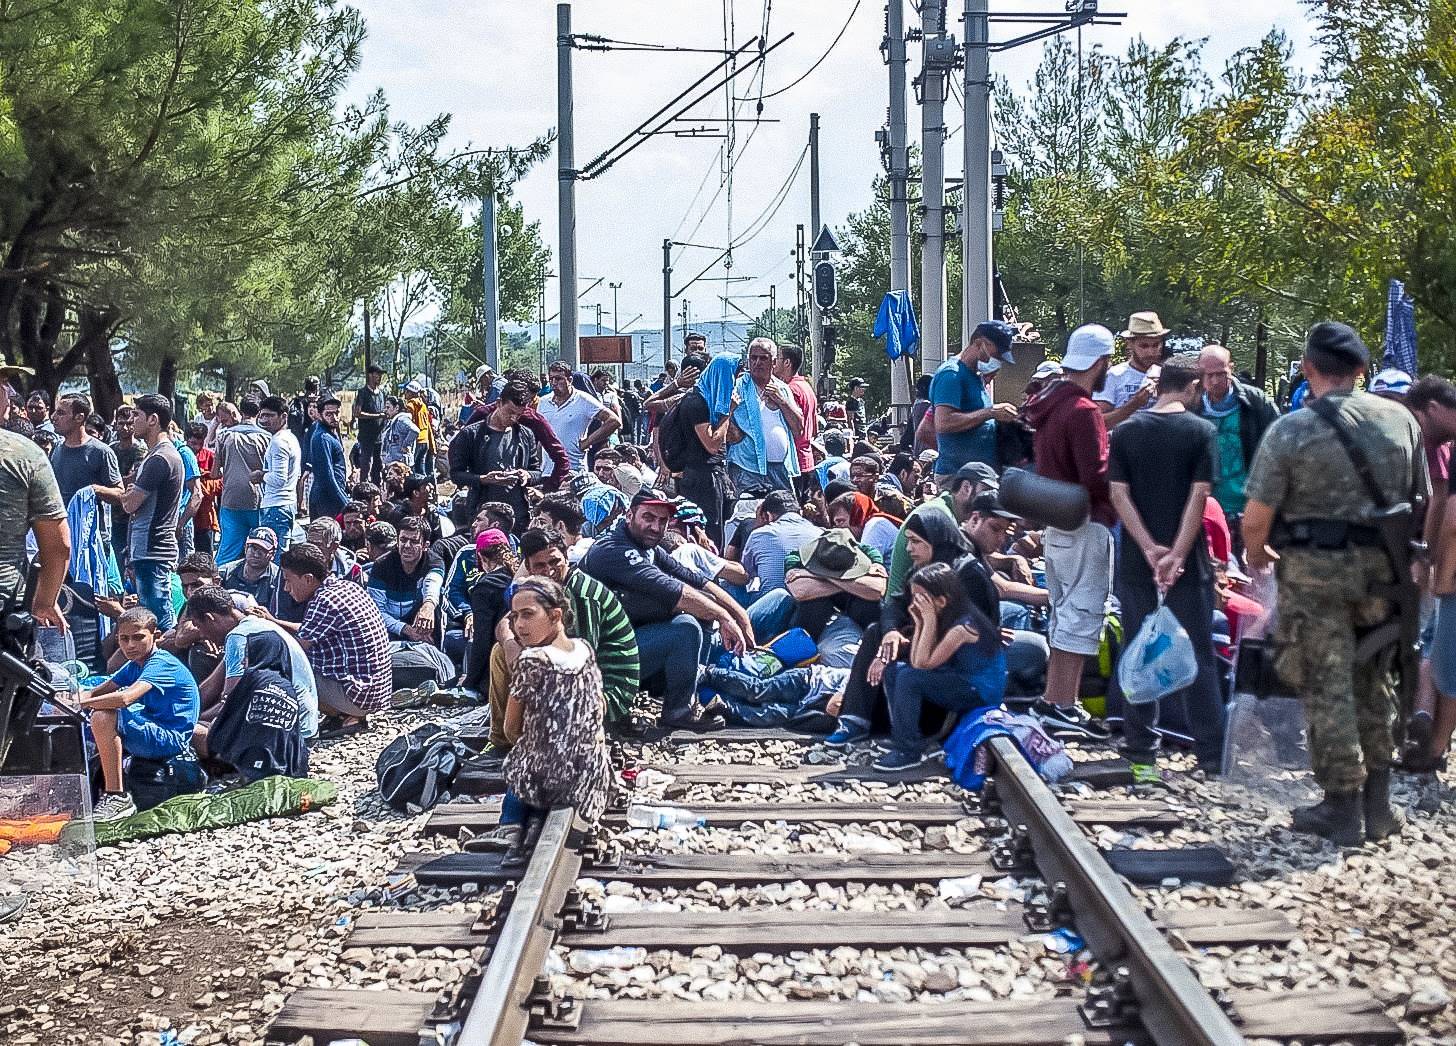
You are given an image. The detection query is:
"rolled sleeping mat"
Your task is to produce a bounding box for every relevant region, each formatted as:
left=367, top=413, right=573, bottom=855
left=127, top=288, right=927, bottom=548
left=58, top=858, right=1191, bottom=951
left=998, top=467, right=1090, bottom=531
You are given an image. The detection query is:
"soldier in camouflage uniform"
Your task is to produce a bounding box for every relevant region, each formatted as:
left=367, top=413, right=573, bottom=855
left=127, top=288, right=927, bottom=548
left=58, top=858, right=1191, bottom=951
left=1242, top=322, right=1427, bottom=846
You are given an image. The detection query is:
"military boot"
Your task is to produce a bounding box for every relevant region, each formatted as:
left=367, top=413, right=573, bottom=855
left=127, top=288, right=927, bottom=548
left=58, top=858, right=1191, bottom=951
left=1290, top=790, right=1364, bottom=846
left=1362, top=766, right=1407, bottom=842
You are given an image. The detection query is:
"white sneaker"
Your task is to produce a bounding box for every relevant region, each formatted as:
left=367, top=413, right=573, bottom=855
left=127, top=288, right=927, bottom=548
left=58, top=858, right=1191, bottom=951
left=93, top=792, right=137, bottom=823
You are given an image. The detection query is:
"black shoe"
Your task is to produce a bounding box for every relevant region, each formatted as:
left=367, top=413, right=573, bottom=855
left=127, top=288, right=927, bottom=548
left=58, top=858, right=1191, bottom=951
left=1291, top=790, right=1364, bottom=846
left=662, top=710, right=726, bottom=732
left=1033, top=700, right=1110, bottom=740
left=1362, top=766, right=1407, bottom=842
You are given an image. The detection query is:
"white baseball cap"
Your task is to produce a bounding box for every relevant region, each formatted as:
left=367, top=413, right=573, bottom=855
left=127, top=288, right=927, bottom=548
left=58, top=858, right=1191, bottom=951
left=1370, top=368, right=1413, bottom=397
left=1060, top=324, right=1115, bottom=371
left=1032, top=360, right=1064, bottom=380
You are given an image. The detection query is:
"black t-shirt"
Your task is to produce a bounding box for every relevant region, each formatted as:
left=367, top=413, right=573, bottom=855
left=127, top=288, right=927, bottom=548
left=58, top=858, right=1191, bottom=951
left=580, top=518, right=710, bottom=625
left=669, top=388, right=723, bottom=468
left=1107, top=409, right=1216, bottom=581
left=355, top=385, right=385, bottom=439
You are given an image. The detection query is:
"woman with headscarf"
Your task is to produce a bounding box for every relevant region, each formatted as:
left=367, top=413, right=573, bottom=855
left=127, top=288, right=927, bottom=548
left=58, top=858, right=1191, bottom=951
left=826, top=509, right=972, bottom=745
left=828, top=491, right=904, bottom=563
left=208, top=630, right=309, bottom=782
left=663, top=353, right=740, bottom=549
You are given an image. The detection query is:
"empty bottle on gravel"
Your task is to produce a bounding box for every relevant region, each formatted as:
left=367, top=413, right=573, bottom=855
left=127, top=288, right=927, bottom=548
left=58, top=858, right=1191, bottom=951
left=625, top=804, right=706, bottom=829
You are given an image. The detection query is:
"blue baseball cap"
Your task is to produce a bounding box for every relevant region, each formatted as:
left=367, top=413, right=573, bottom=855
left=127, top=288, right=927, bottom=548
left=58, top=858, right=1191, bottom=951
left=971, top=320, right=1017, bottom=363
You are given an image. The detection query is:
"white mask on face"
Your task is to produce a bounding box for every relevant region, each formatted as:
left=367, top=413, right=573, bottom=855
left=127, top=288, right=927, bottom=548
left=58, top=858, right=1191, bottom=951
left=977, top=358, right=1002, bottom=377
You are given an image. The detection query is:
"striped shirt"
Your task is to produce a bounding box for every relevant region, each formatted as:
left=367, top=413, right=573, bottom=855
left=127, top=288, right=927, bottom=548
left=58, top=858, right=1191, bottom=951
left=566, top=568, right=638, bottom=722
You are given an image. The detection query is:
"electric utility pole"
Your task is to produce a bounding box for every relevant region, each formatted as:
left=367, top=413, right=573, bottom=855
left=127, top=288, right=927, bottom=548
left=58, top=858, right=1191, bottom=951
left=918, top=0, right=954, bottom=370
left=884, top=0, right=912, bottom=412
left=662, top=239, right=673, bottom=367
left=795, top=224, right=807, bottom=344
left=482, top=187, right=501, bottom=370
left=808, top=113, right=824, bottom=387
left=557, top=3, right=579, bottom=367
left=961, top=0, right=992, bottom=335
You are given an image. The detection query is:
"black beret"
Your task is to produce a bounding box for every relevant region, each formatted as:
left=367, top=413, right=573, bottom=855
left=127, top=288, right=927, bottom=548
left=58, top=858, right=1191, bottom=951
left=1306, top=321, right=1370, bottom=368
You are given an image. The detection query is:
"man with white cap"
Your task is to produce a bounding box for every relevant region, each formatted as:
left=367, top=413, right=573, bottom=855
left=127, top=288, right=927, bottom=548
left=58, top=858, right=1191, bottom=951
left=1022, top=324, right=1117, bottom=740
left=1096, top=311, right=1168, bottom=427
left=1195, top=344, right=1280, bottom=539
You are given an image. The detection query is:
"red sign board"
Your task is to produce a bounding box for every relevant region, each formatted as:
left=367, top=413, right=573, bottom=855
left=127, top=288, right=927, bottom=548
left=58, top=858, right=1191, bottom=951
left=580, top=335, right=633, bottom=364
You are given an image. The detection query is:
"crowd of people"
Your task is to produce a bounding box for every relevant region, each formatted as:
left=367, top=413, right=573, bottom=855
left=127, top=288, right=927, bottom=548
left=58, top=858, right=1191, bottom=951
left=0, top=309, right=1444, bottom=847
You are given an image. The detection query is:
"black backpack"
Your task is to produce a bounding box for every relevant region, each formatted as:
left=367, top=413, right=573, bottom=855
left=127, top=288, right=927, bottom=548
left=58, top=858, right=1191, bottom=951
left=375, top=724, right=476, bottom=812
left=657, top=391, right=700, bottom=473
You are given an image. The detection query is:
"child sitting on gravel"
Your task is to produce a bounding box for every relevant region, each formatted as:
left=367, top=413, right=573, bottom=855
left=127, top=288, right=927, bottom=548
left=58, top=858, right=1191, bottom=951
left=873, top=562, right=1005, bottom=772
left=80, top=607, right=202, bottom=822
left=467, top=577, right=612, bottom=852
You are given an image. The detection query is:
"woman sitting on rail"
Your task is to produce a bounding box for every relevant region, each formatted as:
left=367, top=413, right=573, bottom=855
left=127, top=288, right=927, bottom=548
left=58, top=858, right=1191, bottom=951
left=872, top=562, right=1006, bottom=772
left=467, top=576, right=611, bottom=852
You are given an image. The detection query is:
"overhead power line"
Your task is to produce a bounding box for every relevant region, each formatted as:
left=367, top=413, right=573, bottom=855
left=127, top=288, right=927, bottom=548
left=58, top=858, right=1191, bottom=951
left=739, top=0, right=862, bottom=102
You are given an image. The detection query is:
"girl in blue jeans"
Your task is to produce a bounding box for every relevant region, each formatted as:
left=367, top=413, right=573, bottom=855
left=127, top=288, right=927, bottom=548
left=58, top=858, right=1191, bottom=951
left=874, top=562, right=1006, bottom=771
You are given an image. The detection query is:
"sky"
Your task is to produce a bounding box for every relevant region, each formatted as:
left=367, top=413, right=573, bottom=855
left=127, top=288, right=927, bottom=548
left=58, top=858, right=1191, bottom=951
left=345, top=0, right=1316, bottom=343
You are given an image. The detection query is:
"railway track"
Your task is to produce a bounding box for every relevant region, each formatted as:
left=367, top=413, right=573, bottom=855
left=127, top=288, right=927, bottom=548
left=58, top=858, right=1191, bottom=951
left=268, top=728, right=1404, bottom=1046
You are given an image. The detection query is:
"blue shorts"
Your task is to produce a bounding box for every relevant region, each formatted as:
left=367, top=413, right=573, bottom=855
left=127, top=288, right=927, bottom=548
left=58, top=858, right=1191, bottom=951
left=116, top=706, right=190, bottom=760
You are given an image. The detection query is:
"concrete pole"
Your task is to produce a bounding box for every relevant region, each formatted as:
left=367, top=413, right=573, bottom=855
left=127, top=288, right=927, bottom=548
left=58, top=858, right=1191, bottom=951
left=962, top=0, right=993, bottom=340
left=919, top=0, right=949, bottom=371
left=556, top=3, right=579, bottom=367
left=662, top=239, right=673, bottom=368
left=886, top=0, right=912, bottom=412
left=769, top=284, right=777, bottom=339
left=481, top=189, right=500, bottom=369
left=808, top=113, right=824, bottom=387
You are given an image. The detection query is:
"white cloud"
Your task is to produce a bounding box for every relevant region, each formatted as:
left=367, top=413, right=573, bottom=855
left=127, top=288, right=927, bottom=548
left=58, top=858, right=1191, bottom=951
left=347, top=0, right=1313, bottom=341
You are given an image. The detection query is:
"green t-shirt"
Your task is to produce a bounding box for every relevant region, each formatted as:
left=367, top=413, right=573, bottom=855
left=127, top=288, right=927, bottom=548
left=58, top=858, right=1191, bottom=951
left=0, top=429, right=65, bottom=611
left=1245, top=391, right=1427, bottom=521
left=1210, top=409, right=1247, bottom=515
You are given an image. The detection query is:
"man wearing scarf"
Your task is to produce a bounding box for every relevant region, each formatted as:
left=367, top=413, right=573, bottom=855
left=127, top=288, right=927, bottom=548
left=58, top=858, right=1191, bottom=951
left=1196, top=345, right=1280, bottom=540
left=726, top=338, right=804, bottom=495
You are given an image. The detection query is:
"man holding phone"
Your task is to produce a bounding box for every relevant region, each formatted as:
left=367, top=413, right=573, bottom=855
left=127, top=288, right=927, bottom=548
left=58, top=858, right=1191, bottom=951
left=447, top=380, right=541, bottom=534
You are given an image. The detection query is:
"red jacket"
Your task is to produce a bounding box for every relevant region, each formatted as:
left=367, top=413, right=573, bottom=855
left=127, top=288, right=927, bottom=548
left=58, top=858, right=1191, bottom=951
left=470, top=402, right=571, bottom=492
left=1023, top=380, right=1114, bottom=527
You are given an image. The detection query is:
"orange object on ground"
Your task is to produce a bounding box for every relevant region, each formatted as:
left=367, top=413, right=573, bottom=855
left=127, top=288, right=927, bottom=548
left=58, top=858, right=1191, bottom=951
left=0, top=813, right=73, bottom=850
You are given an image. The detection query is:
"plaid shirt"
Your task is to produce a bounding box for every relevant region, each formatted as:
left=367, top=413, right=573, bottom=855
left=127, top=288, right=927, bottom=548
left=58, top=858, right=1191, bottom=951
left=299, top=575, right=393, bottom=712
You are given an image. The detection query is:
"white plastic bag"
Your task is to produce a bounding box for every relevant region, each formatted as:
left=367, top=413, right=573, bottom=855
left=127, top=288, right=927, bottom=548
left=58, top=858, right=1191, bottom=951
left=1117, top=596, right=1198, bottom=704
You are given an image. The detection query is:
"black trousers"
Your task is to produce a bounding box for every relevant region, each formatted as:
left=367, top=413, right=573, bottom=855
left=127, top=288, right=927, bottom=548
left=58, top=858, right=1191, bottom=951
left=357, top=434, right=383, bottom=485
left=677, top=463, right=731, bottom=551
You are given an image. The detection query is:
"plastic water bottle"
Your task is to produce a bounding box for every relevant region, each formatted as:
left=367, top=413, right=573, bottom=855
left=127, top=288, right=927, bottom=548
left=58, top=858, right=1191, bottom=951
left=625, top=805, right=706, bottom=829
left=568, top=946, right=648, bottom=974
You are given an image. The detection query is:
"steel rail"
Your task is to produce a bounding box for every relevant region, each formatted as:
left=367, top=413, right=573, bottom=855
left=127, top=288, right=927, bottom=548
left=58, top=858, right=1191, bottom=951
left=986, top=736, right=1245, bottom=1046
left=456, top=807, right=583, bottom=1046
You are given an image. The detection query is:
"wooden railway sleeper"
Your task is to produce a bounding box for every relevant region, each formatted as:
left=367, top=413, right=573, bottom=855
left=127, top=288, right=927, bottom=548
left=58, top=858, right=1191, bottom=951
left=991, top=822, right=1036, bottom=872
left=1025, top=880, right=1073, bottom=932
left=1080, top=965, right=1140, bottom=1029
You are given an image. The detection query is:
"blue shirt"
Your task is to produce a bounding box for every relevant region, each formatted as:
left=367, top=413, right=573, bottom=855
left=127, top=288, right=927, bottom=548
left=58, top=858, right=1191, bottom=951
left=742, top=513, right=822, bottom=593
left=174, top=439, right=199, bottom=513
left=929, top=358, right=997, bottom=474
left=110, top=649, right=201, bottom=740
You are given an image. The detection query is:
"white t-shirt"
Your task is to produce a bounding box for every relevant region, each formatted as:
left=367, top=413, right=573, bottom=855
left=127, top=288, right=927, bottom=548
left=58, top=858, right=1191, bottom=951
left=757, top=394, right=793, bottom=466
left=223, top=616, right=319, bottom=738
left=568, top=536, right=594, bottom=565
left=672, top=541, right=726, bottom=581
left=261, top=429, right=301, bottom=510
left=1094, top=361, right=1160, bottom=410
left=539, top=390, right=605, bottom=476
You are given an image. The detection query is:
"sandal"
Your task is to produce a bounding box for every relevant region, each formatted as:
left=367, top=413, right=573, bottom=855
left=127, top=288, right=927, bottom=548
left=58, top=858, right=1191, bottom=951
left=316, top=715, right=370, bottom=740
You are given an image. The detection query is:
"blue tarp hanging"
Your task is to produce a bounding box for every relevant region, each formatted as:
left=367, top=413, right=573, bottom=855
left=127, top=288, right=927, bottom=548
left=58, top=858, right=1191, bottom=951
left=873, top=290, right=919, bottom=361
left=1384, top=278, right=1418, bottom=376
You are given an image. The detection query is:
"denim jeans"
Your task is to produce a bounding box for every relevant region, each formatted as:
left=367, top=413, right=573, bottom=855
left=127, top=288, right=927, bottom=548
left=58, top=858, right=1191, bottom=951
left=499, top=791, right=545, bottom=826
left=728, top=460, right=793, bottom=496
left=133, top=559, right=175, bottom=631
left=883, top=660, right=996, bottom=755
left=746, top=587, right=797, bottom=642
left=218, top=507, right=260, bottom=567
left=636, top=614, right=706, bottom=723
left=260, top=506, right=294, bottom=562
